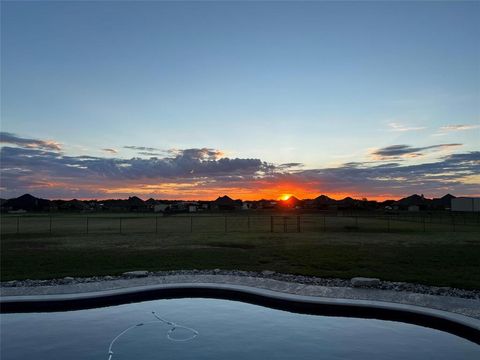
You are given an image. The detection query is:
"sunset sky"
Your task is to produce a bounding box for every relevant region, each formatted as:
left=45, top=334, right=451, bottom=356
left=1, top=1, right=479, bottom=201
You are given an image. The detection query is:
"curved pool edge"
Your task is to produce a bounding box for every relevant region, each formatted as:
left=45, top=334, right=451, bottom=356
left=1, top=282, right=479, bottom=344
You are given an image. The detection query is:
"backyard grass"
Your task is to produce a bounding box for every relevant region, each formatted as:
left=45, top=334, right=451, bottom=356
left=1, top=230, right=479, bottom=289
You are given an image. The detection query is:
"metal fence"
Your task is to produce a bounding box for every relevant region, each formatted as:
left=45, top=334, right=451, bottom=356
left=1, top=213, right=479, bottom=235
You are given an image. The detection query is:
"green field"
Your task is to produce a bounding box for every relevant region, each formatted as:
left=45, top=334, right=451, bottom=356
left=1, top=212, right=479, bottom=235
left=1, top=213, right=479, bottom=289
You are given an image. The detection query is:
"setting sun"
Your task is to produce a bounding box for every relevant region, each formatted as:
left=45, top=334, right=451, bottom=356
left=279, top=194, right=293, bottom=201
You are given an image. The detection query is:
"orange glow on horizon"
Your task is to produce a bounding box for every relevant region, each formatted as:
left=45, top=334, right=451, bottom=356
left=22, top=178, right=408, bottom=202
left=279, top=194, right=293, bottom=201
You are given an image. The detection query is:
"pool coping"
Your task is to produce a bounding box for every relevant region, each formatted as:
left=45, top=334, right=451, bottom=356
left=1, top=282, right=479, bottom=344
left=2, top=273, right=479, bottom=317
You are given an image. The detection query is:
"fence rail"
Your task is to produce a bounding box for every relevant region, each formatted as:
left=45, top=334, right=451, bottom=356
left=1, top=214, right=479, bottom=235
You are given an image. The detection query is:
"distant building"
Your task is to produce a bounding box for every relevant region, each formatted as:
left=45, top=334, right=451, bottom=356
left=408, top=205, right=420, bottom=212
left=212, top=195, right=242, bottom=211
left=431, top=194, right=455, bottom=210
left=451, top=197, right=480, bottom=212
left=3, top=194, right=51, bottom=212
left=126, top=196, right=148, bottom=212
left=394, top=194, right=428, bottom=211
left=278, top=196, right=302, bottom=209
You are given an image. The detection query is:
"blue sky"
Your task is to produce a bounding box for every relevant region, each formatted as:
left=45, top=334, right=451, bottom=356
left=1, top=1, right=479, bottom=200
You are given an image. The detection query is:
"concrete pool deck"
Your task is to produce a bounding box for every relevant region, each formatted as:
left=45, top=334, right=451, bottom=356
left=2, top=273, right=480, bottom=321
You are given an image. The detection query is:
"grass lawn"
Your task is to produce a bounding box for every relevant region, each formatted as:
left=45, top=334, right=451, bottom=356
left=1, top=230, right=479, bottom=289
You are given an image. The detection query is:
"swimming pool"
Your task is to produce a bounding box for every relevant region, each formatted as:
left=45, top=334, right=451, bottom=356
left=1, top=297, right=479, bottom=359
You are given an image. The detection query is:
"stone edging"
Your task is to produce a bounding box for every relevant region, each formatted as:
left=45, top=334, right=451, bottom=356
left=2, top=270, right=479, bottom=299
left=2, top=282, right=480, bottom=345
left=2, top=271, right=480, bottom=320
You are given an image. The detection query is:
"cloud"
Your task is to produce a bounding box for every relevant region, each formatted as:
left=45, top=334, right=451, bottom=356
left=440, top=124, right=480, bottom=131
left=124, top=146, right=227, bottom=160
left=124, top=145, right=162, bottom=152
left=0, top=132, right=62, bottom=151
left=279, top=163, right=303, bottom=168
left=102, top=148, right=118, bottom=154
left=371, top=143, right=462, bottom=159
left=167, top=148, right=225, bottom=160
left=1, top=133, right=478, bottom=200
left=137, top=152, right=164, bottom=156
left=284, top=151, right=480, bottom=197
left=432, top=124, right=480, bottom=136
left=0, top=145, right=268, bottom=183
left=388, top=122, right=426, bottom=132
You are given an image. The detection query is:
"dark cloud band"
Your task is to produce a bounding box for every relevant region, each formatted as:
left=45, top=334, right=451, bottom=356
left=0, top=132, right=62, bottom=151
left=372, top=143, right=462, bottom=159
left=0, top=133, right=478, bottom=199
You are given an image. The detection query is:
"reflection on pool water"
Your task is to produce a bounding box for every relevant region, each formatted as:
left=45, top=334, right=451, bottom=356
left=1, top=298, right=479, bottom=359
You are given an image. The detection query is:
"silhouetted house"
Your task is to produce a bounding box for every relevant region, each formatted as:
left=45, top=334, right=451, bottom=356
left=313, top=195, right=336, bottom=210
left=381, top=200, right=396, bottom=212
left=302, top=199, right=316, bottom=209
left=361, top=199, right=379, bottom=211
left=381, top=200, right=396, bottom=207
left=4, top=194, right=51, bottom=212
left=256, top=199, right=277, bottom=209
left=145, top=198, right=158, bottom=211
left=54, top=199, right=90, bottom=212
left=278, top=196, right=302, bottom=209
left=395, top=194, right=429, bottom=211
left=212, top=195, right=242, bottom=211
left=338, top=197, right=358, bottom=210
left=451, top=197, right=480, bottom=212
left=101, top=199, right=129, bottom=212
left=126, top=196, right=147, bottom=212
left=170, top=202, right=188, bottom=212
left=432, top=194, right=455, bottom=210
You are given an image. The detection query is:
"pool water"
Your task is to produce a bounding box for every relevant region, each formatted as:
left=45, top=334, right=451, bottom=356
left=1, top=298, right=479, bottom=359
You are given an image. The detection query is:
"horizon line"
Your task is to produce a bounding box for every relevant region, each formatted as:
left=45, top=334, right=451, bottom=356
left=3, top=192, right=466, bottom=203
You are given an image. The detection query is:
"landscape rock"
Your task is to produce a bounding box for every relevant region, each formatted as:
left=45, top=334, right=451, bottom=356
left=122, top=271, right=149, bottom=278
left=262, top=270, right=275, bottom=276
left=351, top=277, right=381, bottom=288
